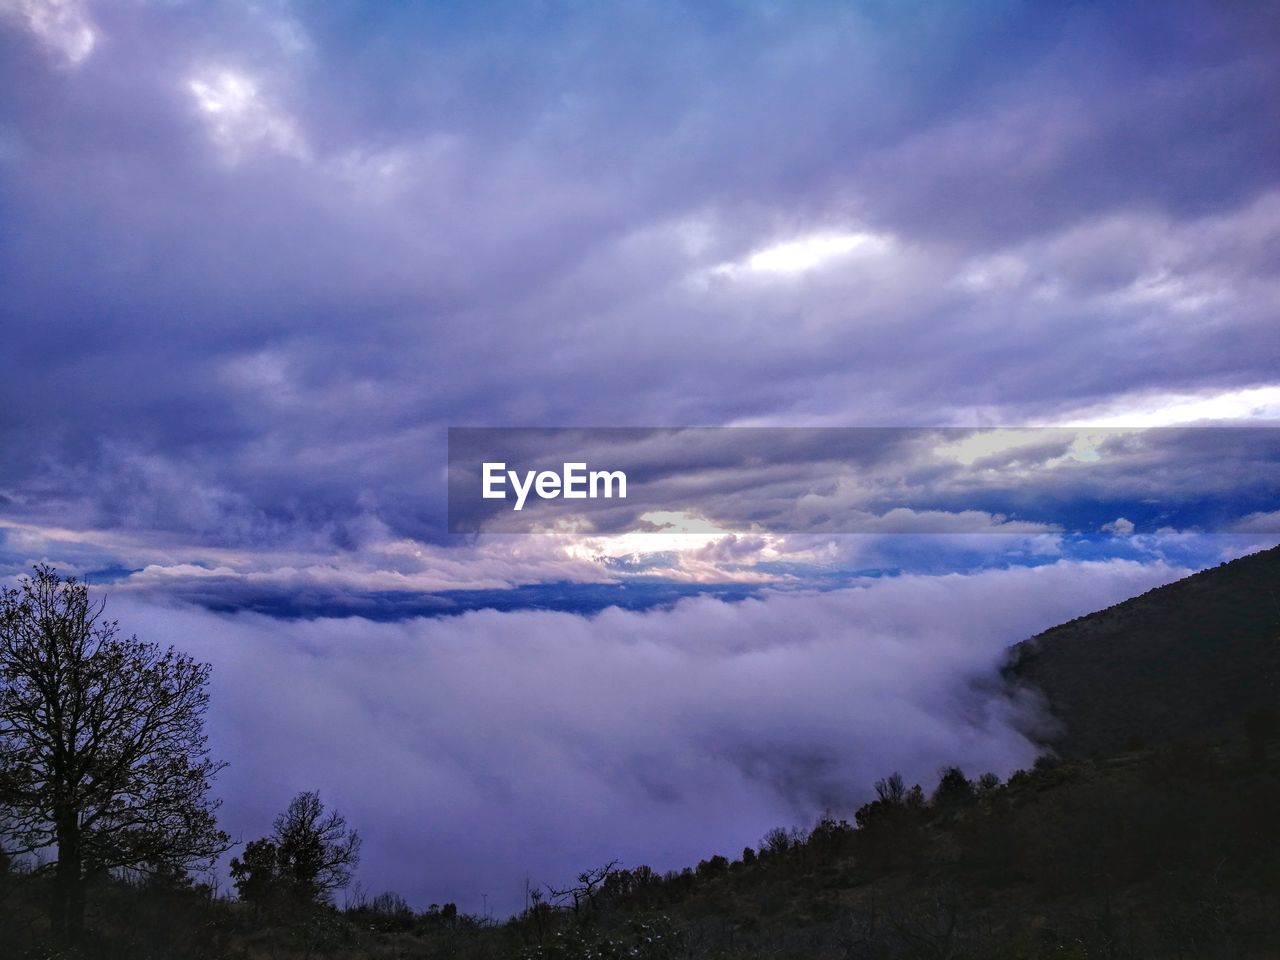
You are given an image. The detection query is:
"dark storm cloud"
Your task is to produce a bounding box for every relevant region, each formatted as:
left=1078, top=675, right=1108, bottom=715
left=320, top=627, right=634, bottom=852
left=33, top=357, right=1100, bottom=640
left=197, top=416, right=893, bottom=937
left=447, top=427, right=1280, bottom=535
left=1, top=0, right=1278, bottom=559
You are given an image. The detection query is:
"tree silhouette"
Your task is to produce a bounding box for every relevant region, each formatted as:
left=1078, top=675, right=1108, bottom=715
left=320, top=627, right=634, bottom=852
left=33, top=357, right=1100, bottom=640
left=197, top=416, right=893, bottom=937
left=0, top=565, right=229, bottom=945
left=932, top=766, right=975, bottom=812
left=229, top=836, right=283, bottom=912
left=232, top=790, right=361, bottom=909
left=547, top=859, right=621, bottom=913
left=875, top=772, right=907, bottom=806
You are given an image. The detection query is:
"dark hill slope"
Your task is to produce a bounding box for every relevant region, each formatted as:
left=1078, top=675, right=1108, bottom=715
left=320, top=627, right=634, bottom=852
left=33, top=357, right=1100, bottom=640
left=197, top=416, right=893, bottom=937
left=1008, top=544, right=1280, bottom=757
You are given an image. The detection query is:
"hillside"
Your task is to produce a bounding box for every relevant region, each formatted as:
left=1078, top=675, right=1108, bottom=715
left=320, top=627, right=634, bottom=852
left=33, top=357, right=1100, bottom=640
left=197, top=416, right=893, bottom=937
left=6, top=740, right=1277, bottom=959
left=1006, top=544, right=1280, bottom=758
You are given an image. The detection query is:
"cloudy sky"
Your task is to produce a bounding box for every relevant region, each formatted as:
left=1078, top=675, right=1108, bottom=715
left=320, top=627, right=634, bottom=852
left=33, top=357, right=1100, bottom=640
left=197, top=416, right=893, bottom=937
left=1, top=0, right=1278, bottom=914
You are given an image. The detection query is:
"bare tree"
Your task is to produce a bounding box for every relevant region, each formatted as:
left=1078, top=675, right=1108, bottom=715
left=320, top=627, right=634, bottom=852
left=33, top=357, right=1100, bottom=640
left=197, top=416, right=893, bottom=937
left=0, top=565, right=229, bottom=945
left=546, top=859, right=621, bottom=913
left=875, top=772, right=907, bottom=806
left=247, top=790, right=361, bottom=906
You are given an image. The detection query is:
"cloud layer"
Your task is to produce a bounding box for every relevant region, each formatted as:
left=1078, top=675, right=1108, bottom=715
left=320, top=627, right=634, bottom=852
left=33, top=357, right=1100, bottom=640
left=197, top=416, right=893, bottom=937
left=1, top=0, right=1278, bottom=564
left=113, top=557, right=1186, bottom=914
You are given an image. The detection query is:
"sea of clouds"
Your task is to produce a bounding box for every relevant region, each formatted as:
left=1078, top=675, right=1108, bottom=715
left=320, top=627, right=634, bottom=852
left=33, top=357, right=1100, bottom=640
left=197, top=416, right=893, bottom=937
left=114, top=556, right=1186, bottom=914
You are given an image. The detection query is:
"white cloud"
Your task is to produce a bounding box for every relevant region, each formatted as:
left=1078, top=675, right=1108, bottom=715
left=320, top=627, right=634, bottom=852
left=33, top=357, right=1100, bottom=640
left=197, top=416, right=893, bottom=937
left=188, top=67, right=308, bottom=162
left=1057, top=384, right=1280, bottom=427
left=1230, top=511, right=1280, bottom=534
left=710, top=229, right=893, bottom=279
left=1102, top=517, right=1135, bottom=535
left=1, top=0, right=95, bottom=66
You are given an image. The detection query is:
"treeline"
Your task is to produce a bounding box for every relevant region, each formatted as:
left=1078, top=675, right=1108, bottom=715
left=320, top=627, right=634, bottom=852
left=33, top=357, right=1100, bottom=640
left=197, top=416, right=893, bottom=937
left=5, top=736, right=1278, bottom=958
left=496, top=738, right=1280, bottom=959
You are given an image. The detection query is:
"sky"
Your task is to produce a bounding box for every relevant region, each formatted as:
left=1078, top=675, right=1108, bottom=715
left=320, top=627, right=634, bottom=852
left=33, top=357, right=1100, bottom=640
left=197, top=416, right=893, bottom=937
left=1, top=0, right=1278, bottom=915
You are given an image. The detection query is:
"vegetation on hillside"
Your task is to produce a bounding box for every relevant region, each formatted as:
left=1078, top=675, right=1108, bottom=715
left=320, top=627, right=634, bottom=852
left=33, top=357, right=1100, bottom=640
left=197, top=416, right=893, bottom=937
left=3, top=729, right=1277, bottom=959
left=1008, top=544, right=1280, bottom=757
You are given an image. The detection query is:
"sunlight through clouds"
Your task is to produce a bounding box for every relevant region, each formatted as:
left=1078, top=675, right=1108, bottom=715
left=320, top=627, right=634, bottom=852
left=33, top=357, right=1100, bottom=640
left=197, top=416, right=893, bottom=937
left=711, top=229, right=893, bottom=279
left=188, top=67, right=308, bottom=162
left=1058, top=384, right=1280, bottom=427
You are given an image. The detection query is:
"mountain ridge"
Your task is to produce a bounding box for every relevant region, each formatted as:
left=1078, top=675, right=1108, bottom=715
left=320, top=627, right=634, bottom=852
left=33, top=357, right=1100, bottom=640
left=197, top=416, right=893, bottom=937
left=1007, top=543, right=1280, bottom=757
